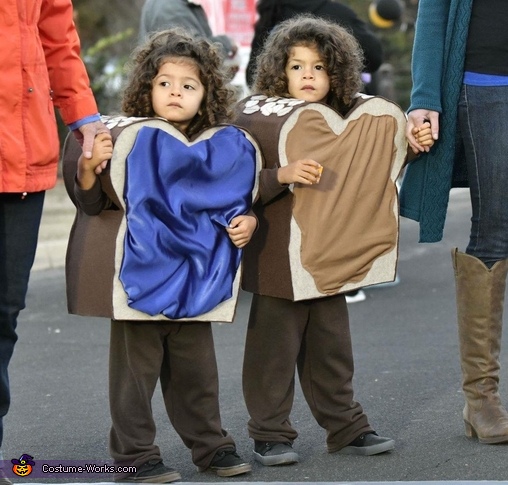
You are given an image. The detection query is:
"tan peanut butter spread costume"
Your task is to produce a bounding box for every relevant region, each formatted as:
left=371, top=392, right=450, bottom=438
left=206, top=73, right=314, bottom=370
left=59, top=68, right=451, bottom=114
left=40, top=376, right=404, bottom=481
left=235, top=94, right=408, bottom=301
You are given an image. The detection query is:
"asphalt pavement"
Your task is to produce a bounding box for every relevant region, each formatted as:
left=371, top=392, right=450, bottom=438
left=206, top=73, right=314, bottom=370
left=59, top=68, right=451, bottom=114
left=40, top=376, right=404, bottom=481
left=6, top=182, right=508, bottom=484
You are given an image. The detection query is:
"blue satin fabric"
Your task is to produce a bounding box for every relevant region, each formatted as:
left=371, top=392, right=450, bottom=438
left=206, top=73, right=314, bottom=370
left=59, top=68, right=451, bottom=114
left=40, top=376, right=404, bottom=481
left=119, top=125, right=256, bottom=318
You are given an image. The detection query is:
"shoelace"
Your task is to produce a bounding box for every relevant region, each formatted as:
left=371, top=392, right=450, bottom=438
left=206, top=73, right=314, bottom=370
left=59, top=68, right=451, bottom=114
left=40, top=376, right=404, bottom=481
left=216, top=449, right=239, bottom=459
left=262, top=442, right=291, bottom=451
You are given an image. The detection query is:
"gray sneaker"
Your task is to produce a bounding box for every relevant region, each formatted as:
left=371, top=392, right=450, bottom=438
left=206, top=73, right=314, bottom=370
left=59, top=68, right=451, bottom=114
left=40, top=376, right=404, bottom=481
left=336, top=432, right=395, bottom=456
left=253, top=441, right=299, bottom=466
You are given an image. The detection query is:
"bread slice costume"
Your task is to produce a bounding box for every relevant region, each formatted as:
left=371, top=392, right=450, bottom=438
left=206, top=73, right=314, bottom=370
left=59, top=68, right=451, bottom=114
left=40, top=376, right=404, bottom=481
left=234, top=94, right=408, bottom=301
left=63, top=116, right=261, bottom=322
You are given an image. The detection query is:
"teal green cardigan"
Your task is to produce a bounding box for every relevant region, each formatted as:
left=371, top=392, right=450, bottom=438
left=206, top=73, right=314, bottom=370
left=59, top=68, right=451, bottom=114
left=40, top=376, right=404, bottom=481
left=399, top=0, right=473, bottom=242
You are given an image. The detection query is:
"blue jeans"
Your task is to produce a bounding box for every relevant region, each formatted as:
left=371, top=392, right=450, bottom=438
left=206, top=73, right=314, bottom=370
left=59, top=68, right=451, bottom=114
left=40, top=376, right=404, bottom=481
left=0, top=191, right=45, bottom=446
left=458, top=84, right=508, bottom=267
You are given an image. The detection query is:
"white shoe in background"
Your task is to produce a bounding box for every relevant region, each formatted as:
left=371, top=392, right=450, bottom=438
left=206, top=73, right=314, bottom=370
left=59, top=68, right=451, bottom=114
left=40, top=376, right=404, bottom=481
left=345, top=289, right=367, bottom=304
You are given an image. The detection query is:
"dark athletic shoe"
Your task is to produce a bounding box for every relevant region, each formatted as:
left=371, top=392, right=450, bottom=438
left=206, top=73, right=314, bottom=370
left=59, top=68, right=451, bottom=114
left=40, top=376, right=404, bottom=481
left=197, top=449, right=252, bottom=477
left=253, top=440, right=299, bottom=466
left=336, top=432, right=395, bottom=456
left=117, top=460, right=181, bottom=483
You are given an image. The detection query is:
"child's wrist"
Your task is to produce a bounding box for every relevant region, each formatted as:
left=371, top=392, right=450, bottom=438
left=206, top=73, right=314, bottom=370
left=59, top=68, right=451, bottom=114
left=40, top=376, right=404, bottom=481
left=277, top=167, right=287, bottom=184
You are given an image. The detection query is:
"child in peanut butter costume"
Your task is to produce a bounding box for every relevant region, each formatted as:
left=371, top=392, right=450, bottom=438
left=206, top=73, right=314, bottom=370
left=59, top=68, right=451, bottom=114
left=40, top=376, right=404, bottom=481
left=237, top=15, right=433, bottom=465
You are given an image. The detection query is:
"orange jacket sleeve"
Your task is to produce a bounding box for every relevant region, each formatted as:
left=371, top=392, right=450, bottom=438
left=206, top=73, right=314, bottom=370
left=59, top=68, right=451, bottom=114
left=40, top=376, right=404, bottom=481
left=38, top=0, right=99, bottom=125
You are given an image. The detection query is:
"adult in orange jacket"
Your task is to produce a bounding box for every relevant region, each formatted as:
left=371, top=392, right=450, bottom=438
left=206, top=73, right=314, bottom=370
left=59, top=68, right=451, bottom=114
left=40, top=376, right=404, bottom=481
left=0, top=1, right=108, bottom=478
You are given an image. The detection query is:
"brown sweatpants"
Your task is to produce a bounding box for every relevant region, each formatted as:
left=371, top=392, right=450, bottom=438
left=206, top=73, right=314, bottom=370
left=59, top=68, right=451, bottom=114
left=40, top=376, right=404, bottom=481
left=242, top=293, right=372, bottom=452
left=109, top=319, right=235, bottom=476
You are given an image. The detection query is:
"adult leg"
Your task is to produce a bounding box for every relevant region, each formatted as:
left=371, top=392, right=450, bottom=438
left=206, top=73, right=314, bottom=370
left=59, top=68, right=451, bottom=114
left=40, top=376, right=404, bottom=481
left=454, top=84, right=508, bottom=443
left=0, top=192, right=44, bottom=449
left=452, top=250, right=508, bottom=443
left=297, top=294, right=374, bottom=452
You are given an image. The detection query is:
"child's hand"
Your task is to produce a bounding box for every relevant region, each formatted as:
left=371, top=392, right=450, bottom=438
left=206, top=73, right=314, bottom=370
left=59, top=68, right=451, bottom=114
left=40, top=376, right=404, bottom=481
left=277, top=158, right=322, bottom=185
left=412, top=121, right=435, bottom=150
left=77, top=133, right=113, bottom=190
left=226, top=215, right=258, bottom=248
left=406, top=109, right=439, bottom=153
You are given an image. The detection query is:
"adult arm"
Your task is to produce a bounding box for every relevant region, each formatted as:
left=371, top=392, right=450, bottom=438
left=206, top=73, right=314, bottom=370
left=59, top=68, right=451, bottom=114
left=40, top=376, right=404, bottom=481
left=406, top=0, right=450, bottom=150
left=39, top=0, right=109, bottom=157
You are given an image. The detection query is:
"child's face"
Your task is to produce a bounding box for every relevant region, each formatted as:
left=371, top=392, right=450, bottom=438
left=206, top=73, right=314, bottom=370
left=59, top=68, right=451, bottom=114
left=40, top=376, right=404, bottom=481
left=285, top=45, right=330, bottom=103
left=151, top=59, right=205, bottom=133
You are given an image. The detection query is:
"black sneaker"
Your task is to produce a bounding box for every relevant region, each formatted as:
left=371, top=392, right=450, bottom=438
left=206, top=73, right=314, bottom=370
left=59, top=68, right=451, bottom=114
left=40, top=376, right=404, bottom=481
left=197, top=449, right=252, bottom=477
left=253, top=440, right=299, bottom=466
left=336, top=432, right=395, bottom=456
left=118, top=460, right=181, bottom=483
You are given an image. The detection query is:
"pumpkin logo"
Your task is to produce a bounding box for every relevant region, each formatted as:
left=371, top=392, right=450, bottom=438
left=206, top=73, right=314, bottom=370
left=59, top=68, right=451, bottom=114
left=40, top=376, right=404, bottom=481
left=11, top=454, right=35, bottom=477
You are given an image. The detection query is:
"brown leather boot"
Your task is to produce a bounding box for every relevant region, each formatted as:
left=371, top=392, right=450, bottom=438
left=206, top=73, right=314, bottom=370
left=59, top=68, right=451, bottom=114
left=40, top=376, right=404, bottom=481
left=452, top=248, right=508, bottom=444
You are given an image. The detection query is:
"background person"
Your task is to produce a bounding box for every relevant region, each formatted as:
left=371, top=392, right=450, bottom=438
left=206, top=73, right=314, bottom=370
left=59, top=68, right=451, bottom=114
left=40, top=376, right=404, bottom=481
left=139, top=0, right=239, bottom=76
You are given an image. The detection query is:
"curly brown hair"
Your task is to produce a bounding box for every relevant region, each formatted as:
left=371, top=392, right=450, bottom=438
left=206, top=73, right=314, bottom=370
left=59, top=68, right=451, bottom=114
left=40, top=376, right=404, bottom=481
left=122, top=28, right=237, bottom=137
left=252, top=14, right=364, bottom=113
